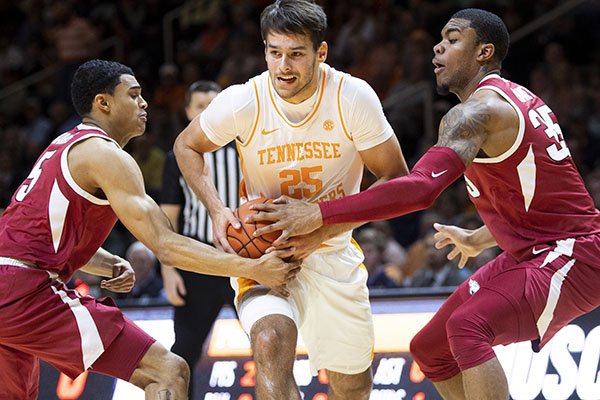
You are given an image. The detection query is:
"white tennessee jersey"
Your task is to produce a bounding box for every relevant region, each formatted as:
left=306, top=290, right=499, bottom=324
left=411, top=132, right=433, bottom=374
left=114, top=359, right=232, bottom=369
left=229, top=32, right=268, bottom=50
left=201, top=63, right=393, bottom=250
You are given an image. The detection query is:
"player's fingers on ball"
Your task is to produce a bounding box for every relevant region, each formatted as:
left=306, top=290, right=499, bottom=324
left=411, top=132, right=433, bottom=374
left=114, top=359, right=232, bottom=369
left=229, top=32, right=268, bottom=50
left=278, top=248, right=295, bottom=259
left=264, top=246, right=276, bottom=254
left=275, top=230, right=291, bottom=244
left=273, top=195, right=289, bottom=204
left=252, top=211, right=279, bottom=223
left=250, top=203, right=271, bottom=212
left=227, top=216, right=241, bottom=229
left=245, top=213, right=261, bottom=223
left=268, top=249, right=286, bottom=258
left=254, top=223, right=279, bottom=237
left=271, top=236, right=290, bottom=247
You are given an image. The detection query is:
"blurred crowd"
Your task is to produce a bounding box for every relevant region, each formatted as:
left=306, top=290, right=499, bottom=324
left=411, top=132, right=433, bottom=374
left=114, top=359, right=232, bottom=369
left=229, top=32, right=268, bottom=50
left=0, top=0, right=599, bottom=298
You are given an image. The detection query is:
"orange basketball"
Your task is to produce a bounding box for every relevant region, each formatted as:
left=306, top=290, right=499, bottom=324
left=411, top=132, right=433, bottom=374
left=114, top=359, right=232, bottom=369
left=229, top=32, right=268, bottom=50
left=227, top=197, right=281, bottom=258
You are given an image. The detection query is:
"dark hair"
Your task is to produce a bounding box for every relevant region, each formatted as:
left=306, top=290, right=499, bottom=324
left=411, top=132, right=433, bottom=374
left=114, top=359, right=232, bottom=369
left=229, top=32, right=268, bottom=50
left=451, top=8, right=509, bottom=64
left=185, top=80, right=222, bottom=106
left=260, top=0, right=327, bottom=50
left=71, top=59, right=134, bottom=117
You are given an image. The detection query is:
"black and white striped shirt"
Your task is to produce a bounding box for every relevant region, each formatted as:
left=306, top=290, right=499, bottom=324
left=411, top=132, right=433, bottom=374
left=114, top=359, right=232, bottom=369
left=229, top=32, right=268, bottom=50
left=161, top=143, right=242, bottom=243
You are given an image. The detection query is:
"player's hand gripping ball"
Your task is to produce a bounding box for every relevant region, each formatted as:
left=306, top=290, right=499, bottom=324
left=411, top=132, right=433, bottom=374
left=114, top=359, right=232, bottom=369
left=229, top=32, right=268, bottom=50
left=227, top=197, right=281, bottom=258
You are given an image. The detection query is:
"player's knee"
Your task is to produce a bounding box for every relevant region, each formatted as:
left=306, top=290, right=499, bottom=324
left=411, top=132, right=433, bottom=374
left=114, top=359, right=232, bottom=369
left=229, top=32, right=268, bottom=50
left=158, top=353, right=190, bottom=389
left=252, top=326, right=291, bottom=364
left=410, top=327, right=435, bottom=368
left=171, top=342, right=200, bottom=369
left=446, top=309, right=493, bottom=362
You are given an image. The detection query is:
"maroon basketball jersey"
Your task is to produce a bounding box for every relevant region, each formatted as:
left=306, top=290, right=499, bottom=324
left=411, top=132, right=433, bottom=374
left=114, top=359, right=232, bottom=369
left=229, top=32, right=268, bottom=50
left=0, top=124, right=119, bottom=281
left=464, top=74, right=600, bottom=262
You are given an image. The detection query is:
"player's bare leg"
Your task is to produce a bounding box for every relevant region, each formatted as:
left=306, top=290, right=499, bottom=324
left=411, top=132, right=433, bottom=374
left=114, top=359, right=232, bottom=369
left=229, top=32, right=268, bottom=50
left=433, top=373, right=466, bottom=400
left=129, top=342, right=190, bottom=399
left=250, top=314, right=301, bottom=400
left=462, top=357, right=508, bottom=400
left=327, top=367, right=372, bottom=400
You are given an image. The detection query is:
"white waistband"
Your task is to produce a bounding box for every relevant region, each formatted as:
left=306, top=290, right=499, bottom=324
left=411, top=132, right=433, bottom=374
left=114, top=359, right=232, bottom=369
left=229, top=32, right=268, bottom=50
left=0, top=257, right=61, bottom=281
left=0, top=257, right=36, bottom=268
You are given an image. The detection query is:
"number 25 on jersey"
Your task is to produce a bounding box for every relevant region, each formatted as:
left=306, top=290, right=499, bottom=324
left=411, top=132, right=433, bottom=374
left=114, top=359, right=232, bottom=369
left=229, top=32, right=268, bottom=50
left=279, top=166, right=323, bottom=199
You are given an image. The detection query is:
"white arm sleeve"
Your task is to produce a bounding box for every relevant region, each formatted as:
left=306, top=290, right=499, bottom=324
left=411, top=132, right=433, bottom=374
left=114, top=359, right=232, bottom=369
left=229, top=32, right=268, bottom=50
left=199, top=81, right=258, bottom=146
left=341, top=76, right=394, bottom=151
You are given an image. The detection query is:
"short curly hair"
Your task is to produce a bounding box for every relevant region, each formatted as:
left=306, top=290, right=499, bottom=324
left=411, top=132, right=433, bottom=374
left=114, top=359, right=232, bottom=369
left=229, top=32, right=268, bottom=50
left=452, top=8, right=510, bottom=64
left=71, top=59, right=134, bottom=117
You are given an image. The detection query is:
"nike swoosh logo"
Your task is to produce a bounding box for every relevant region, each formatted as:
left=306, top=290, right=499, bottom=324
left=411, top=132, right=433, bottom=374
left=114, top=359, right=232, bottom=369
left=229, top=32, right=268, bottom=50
left=532, top=246, right=550, bottom=255
left=261, top=128, right=279, bottom=135
left=431, top=170, right=448, bottom=178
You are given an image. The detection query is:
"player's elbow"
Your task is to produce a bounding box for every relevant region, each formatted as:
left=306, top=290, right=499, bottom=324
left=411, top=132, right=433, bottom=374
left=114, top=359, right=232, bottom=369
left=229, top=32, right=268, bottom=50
left=417, top=191, right=438, bottom=210
left=152, top=234, right=179, bottom=267
left=173, top=132, right=188, bottom=160
left=412, top=176, right=440, bottom=210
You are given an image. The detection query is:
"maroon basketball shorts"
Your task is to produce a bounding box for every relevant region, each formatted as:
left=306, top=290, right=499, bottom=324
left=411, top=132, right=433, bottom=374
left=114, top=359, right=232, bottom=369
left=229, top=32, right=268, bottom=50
left=0, top=261, right=155, bottom=399
left=411, top=235, right=600, bottom=381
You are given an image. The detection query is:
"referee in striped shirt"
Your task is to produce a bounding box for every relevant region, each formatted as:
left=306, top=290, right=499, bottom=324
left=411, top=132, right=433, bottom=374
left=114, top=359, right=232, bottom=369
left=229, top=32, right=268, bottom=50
left=160, top=80, right=241, bottom=396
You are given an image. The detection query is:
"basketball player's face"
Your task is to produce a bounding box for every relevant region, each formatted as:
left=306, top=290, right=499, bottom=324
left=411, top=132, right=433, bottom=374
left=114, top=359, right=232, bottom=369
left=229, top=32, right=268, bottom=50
left=109, top=75, right=148, bottom=138
left=432, top=19, right=482, bottom=96
left=265, top=32, right=327, bottom=104
left=185, top=90, right=218, bottom=121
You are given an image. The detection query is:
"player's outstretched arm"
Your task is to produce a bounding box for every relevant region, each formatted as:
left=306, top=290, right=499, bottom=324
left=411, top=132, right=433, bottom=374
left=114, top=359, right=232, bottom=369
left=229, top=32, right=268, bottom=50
left=259, top=135, right=409, bottom=252
left=250, top=97, right=499, bottom=237
left=174, top=115, right=239, bottom=253
left=70, top=138, right=300, bottom=296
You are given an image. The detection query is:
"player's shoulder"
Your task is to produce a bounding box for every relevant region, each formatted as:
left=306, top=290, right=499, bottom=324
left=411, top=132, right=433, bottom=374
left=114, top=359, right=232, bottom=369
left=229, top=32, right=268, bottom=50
left=327, top=65, right=374, bottom=97
left=328, top=66, right=382, bottom=119
left=473, top=85, right=520, bottom=122
left=211, top=79, right=257, bottom=112
left=69, top=135, right=132, bottom=172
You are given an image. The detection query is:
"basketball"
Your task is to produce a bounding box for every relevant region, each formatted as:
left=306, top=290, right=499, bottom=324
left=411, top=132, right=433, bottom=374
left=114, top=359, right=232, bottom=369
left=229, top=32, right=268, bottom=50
left=227, top=197, right=281, bottom=258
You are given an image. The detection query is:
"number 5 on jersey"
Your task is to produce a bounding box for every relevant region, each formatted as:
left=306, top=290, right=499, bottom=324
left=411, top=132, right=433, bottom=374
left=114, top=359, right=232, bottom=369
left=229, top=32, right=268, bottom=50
left=279, top=166, right=323, bottom=199
left=16, top=150, right=56, bottom=202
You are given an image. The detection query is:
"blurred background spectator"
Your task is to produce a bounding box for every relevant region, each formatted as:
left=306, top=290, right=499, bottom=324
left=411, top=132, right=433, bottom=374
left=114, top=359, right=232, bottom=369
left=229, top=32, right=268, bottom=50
left=355, top=227, right=399, bottom=289
left=402, top=229, right=473, bottom=288
left=0, top=0, right=597, bottom=295
left=122, top=241, right=165, bottom=301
